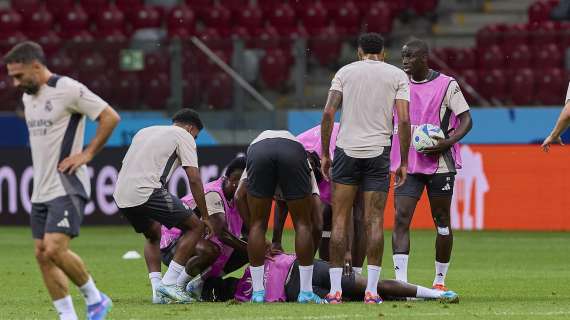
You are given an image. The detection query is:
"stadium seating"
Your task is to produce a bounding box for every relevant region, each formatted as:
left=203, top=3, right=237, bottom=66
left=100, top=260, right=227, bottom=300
left=235, top=3, right=264, bottom=35
left=363, top=2, right=393, bottom=34
left=80, top=0, right=108, bottom=18
left=260, top=48, right=290, bottom=90
left=166, top=5, right=195, bottom=38
left=509, top=68, right=535, bottom=105
left=535, top=67, right=566, bottom=105
left=508, top=45, right=532, bottom=70
left=94, top=4, right=125, bottom=36
left=204, top=72, right=233, bottom=109
left=300, top=2, right=328, bottom=36
left=479, top=69, right=507, bottom=102
left=110, top=71, right=141, bottom=108
left=334, top=1, right=361, bottom=36
left=11, top=0, right=42, bottom=16
left=23, top=6, right=53, bottom=38
left=142, top=72, right=170, bottom=109
left=0, top=9, right=22, bottom=34
left=58, top=5, right=89, bottom=39
left=267, top=3, right=297, bottom=35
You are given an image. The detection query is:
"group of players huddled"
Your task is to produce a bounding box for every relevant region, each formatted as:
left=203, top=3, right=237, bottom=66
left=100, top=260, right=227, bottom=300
left=5, top=31, right=483, bottom=319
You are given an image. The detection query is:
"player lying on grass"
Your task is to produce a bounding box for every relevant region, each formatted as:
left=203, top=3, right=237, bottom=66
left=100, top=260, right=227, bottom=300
left=156, top=157, right=248, bottom=303
left=270, top=123, right=366, bottom=275
left=199, top=251, right=459, bottom=304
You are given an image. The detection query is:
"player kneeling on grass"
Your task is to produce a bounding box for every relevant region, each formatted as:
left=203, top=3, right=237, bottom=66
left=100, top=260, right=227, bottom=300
left=113, top=109, right=212, bottom=304
left=157, top=157, right=249, bottom=302
left=199, top=251, right=459, bottom=304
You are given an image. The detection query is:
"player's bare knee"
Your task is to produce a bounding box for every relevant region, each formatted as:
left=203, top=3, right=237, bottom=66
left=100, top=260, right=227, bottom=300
left=43, top=242, right=65, bottom=263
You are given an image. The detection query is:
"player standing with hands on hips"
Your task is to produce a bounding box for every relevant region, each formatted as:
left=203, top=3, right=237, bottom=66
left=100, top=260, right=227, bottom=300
left=390, top=39, right=473, bottom=290
left=4, top=41, right=120, bottom=320
left=320, top=33, right=412, bottom=304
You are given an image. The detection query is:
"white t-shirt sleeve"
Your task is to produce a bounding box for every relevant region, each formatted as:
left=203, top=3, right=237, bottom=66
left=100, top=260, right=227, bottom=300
left=330, top=69, right=344, bottom=93
left=205, top=192, right=225, bottom=216
left=176, top=132, right=199, bottom=168
left=395, top=71, right=410, bottom=101
left=565, top=82, right=570, bottom=103
left=445, top=81, right=470, bottom=115
left=69, top=80, right=108, bottom=121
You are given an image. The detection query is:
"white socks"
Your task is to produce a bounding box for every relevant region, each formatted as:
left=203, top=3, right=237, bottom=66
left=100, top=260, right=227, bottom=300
left=434, top=261, right=450, bottom=286
left=250, top=265, right=265, bottom=292
left=79, top=277, right=102, bottom=306
left=299, top=265, right=314, bottom=292
left=393, top=254, right=409, bottom=283
left=176, top=269, right=192, bottom=288
left=149, top=272, right=162, bottom=301
left=352, top=267, right=363, bottom=275
left=162, top=261, right=184, bottom=286
left=366, top=265, right=381, bottom=295
left=329, top=267, right=343, bottom=294
left=416, top=285, right=443, bottom=299
left=53, top=295, right=77, bottom=320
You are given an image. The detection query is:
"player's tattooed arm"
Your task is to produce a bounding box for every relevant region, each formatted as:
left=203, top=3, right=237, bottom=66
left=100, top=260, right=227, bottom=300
left=321, top=90, right=342, bottom=180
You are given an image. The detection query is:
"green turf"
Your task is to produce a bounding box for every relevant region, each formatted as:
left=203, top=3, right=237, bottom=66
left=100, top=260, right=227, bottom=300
left=1, top=227, right=569, bottom=319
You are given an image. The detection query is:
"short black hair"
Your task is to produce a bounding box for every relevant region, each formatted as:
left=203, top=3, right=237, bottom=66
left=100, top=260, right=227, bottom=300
left=3, top=41, right=46, bottom=65
left=172, top=108, right=203, bottom=130
left=404, top=38, right=429, bottom=57
left=358, top=33, right=384, bottom=54
left=225, top=156, right=246, bottom=178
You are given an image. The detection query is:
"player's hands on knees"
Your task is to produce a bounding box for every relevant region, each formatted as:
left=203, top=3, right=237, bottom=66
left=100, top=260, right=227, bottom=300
left=343, top=251, right=353, bottom=276
left=321, top=156, right=332, bottom=181
left=58, top=151, right=94, bottom=174
left=394, top=165, right=407, bottom=188
left=542, top=134, right=563, bottom=152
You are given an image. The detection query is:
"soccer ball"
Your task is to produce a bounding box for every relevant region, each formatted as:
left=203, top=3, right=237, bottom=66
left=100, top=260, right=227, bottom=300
left=412, top=124, right=445, bottom=151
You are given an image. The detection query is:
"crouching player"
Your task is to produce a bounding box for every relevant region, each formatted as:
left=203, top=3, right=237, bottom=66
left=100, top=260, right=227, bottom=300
left=156, top=157, right=248, bottom=303
left=200, top=252, right=459, bottom=304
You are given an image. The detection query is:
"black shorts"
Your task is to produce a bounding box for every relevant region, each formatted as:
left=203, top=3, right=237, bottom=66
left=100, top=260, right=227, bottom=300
left=246, top=138, right=311, bottom=200
left=119, top=188, right=196, bottom=234
left=332, top=147, right=391, bottom=192
left=394, top=173, right=456, bottom=199
left=31, top=195, right=86, bottom=239
left=284, top=259, right=359, bottom=301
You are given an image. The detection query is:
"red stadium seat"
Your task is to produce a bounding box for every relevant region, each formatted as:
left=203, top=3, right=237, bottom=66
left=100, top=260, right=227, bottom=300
left=560, top=22, right=570, bottom=50
left=258, top=0, right=284, bottom=15
left=477, top=45, right=504, bottom=70
left=196, top=49, right=229, bottom=74
left=0, top=72, right=20, bottom=110
left=509, top=68, right=535, bottom=105
left=22, top=6, right=53, bottom=38
left=479, top=69, right=507, bottom=102
left=528, top=0, right=552, bottom=24
left=110, top=72, right=141, bottom=108
left=115, top=0, right=143, bottom=19
left=536, top=68, right=565, bottom=105
left=94, top=4, right=125, bottom=35
left=0, top=9, right=22, bottom=34
left=196, top=27, right=226, bottom=50
left=300, top=2, right=328, bottom=36
left=363, top=2, right=393, bottom=34
left=58, top=5, right=89, bottom=39
left=66, top=30, right=95, bottom=59
left=185, top=0, right=213, bottom=16
left=48, top=51, right=74, bottom=75
left=410, top=0, right=438, bottom=16
left=236, top=3, right=264, bottom=34
left=501, top=23, right=529, bottom=53
left=456, top=69, right=478, bottom=105
left=533, top=43, right=563, bottom=70
left=334, top=1, right=360, bottom=36
left=267, top=3, right=296, bottom=34
left=508, top=45, right=531, bottom=70
left=529, top=21, right=559, bottom=50
left=353, top=0, right=375, bottom=14
left=166, top=5, right=195, bottom=38
left=279, top=25, right=308, bottom=62
left=142, top=72, right=170, bottom=109
left=98, top=29, right=128, bottom=67
left=45, top=0, right=74, bottom=20
left=0, top=31, right=26, bottom=56
left=78, top=52, right=107, bottom=76
left=31, top=30, right=61, bottom=57
left=231, top=26, right=253, bottom=47
left=204, top=73, right=232, bottom=109
left=143, top=51, right=170, bottom=77
left=475, top=23, right=506, bottom=48
left=79, top=74, right=112, bottom=101
left=260, top=49, right=290, bottom=90
left=11, top=0, right=41, bottom=16
left=80, top=0, right=108, bottom=18
left=430, top=47, right=453, bottom=68
left=309, top=25, right=342, bottom=66
left=253, top=25, right=280, bottom=50
left=130, top=6, right=162, bottom=31
left=449, top=47, right=476, bottom=71
left=203, top=3, right=232, bottom=31
left=182, top=73, right=201, bottom=105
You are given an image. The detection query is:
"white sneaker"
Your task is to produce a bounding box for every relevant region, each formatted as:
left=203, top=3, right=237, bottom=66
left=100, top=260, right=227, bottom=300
left=157, top=284, right=194, bottom=304
left=186, top=279, right=204, bottom=301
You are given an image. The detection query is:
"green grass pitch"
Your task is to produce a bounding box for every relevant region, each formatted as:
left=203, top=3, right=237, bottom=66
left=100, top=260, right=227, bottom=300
left=1, top=226, right=569, bottom=319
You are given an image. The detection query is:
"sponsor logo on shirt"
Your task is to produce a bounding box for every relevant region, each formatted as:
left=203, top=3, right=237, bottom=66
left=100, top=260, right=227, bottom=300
left=44, top=100, right=53, bottom=112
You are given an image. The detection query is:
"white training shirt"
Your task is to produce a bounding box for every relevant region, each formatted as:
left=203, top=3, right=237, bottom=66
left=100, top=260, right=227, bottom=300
left=204, top=192, right=225, bottom=216
left=23, top=75, right=108, bottom=203
left=331, top=59, right=410, bottom=158
left=113, top=125, right=198, bottom=208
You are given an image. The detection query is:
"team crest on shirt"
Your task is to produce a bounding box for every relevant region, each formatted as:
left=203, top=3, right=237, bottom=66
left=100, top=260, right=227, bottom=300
left=44, top=100, right=53, bottom=112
